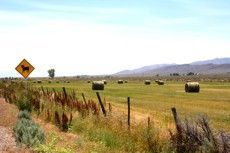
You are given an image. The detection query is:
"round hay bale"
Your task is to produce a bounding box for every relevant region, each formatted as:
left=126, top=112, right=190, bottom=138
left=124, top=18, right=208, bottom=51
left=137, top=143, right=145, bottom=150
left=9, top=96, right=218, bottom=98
left=37, top=80, right=42, bottom=83
left=118, top=80, right=124, bottom=84
left=102, top=80, right=107, bottom=85
left=155, top=80, right=159, bottom=83
left=144, top=80, right=151, bottom=85
left=185, top=82, right=200, bottom=93
left=157, top=80, right=164, bottom=85
left=124, top=80, right=128, bottom=83
left=92, top=81, right=104, bottom=90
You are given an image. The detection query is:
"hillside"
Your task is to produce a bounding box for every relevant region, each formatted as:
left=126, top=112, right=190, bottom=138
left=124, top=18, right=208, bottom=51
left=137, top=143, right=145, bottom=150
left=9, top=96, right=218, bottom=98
left=115, top=64, right=175, bottom=75
left=114, top=58, right=230, bottom=76
left=191, top=58, right=230, bottom=65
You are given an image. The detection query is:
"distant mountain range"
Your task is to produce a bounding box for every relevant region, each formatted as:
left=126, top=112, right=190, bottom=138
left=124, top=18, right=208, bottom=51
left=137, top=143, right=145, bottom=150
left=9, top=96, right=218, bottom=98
left=114, top=58, right=230, bottom=76
left=190, top=58, right=230, bottom=65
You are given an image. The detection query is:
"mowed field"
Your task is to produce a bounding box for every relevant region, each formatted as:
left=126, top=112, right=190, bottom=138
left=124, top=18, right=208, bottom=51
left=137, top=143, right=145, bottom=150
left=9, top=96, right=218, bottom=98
left=32, top=80, right=230, bottom=132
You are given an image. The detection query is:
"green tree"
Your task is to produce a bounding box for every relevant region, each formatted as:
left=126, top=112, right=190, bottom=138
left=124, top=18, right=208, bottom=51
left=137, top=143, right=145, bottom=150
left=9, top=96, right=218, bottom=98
left=48, top=69, right=55, bottom=79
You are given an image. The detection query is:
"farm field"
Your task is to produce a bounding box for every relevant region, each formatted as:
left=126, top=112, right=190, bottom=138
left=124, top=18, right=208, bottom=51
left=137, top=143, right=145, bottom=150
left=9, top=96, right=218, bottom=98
left=32, top=79, right=230, bottom=132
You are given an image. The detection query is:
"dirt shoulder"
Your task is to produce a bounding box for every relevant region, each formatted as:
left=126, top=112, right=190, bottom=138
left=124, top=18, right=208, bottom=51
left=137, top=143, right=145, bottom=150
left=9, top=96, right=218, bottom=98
left=0, top=98, right=18, bottom=128
left=0, top=98, right=31, bottom=153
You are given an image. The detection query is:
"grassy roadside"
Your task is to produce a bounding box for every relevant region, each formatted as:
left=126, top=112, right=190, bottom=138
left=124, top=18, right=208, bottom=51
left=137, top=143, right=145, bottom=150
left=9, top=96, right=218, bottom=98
left=1, top=80, right=230, bottom=152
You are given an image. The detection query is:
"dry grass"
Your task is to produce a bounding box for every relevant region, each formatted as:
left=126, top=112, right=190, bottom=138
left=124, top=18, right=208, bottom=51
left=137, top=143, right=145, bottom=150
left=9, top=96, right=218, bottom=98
left=33, top=112, right=112, bottom=153
left=0, top=98, right=18, bottom=128
left=33, top=116, right=78, bottom=150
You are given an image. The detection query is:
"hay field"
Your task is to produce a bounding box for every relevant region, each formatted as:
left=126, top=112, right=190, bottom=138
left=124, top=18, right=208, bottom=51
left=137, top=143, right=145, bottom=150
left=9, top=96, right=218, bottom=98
left=32, top=80, right=230, bottom=132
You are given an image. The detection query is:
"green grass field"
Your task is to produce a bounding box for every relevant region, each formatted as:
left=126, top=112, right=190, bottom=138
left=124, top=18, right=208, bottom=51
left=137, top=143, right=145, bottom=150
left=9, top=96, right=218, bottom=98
left=33, top=80, right=230, bottom=132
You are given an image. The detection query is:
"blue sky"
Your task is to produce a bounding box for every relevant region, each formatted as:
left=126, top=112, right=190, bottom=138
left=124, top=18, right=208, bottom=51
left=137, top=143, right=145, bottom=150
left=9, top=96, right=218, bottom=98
left=0, top=0, right=230, bottom=77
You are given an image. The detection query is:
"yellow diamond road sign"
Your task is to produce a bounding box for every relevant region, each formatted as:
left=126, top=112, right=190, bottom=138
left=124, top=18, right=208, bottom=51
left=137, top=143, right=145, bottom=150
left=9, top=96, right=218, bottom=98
left=15, top=59, right=35, bottom=78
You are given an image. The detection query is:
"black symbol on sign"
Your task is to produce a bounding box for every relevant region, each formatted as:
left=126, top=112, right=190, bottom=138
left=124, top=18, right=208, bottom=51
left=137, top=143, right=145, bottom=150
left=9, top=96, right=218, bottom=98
left=21, top=65, right=29, bottom=72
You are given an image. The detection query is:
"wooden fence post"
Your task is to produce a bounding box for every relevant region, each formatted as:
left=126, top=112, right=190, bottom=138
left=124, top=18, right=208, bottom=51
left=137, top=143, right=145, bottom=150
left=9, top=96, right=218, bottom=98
left=171, top=107, right=182, bottom=133
left=127, top=97, right=130, bottom=130
left=96, top=92, right=106, bottom=117
left=171, top=107, right=183, bottom=153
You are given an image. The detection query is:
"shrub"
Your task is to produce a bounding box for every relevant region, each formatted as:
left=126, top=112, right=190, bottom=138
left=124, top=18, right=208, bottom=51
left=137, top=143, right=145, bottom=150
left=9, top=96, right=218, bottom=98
left=16, top=95, right=32, bottom=112
left=14, top=118, right=45, bottom=147
left=169, top=107, right=230, bottom=153
left=18, top=110, right=31, bottom=120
